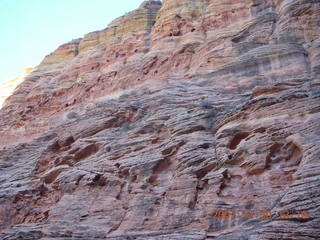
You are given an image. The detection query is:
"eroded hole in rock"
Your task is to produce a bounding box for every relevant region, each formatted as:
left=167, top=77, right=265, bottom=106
left=174, top=30, right=181, bottom=36
left=137, top=125, right=156, bottom=135
left=266, top=143, right=283, bottom=168
left=120, top=169, right=130, bottom=179
left=228, top=132, right=250, bottom=150
left=149, top=158, right=174, bottom=186
left=162, top=147, right=174, bottom=156
left=89, top=174, right=106, bottom=186
left=106, top=146, right=111, bottom=152
left=62, top=136, right=75, bottom=147
left=151, top=138, right=159, bottom=144
left=254, top=127, right=266, bottom=133
left=73, top=144, right=100, bottom=161
left=47, top=140, right=61, bottom=152
left=43, top=166, right=69, bottom=184
left=289, top=144, right=303, bottom=166
left=130, top=174, right=137, bottom=182
left=92, top=174, right=101, bottom=182
left=200, top=143, right=210, bottom=149
left=153, top=158, right=171, bottom=174
left=162, top=141, right=185, bottom=156
left=54, top=155, right=73, bottom=166
left=266, top=141, right=303, bottom=170
left=148, top=175, right=157, bottom=184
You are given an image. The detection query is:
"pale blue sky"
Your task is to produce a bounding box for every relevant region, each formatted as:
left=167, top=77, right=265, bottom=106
left=0, top=0, right=149, bottom=83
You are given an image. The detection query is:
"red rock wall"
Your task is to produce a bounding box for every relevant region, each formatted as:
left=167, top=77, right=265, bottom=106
left=0, top=0, right=319, bottom=239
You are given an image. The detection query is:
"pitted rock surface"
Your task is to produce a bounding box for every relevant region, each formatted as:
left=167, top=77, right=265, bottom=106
left=0, top=0, right=320, bottom=239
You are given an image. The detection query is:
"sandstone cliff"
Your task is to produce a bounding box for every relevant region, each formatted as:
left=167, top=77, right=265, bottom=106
left=0, top=0, right=320, bottom=239
left=0, top=68, right=33, bottom=109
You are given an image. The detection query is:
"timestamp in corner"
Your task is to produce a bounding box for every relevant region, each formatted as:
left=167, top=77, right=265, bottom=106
left=210, top=209, right=311, bottom=221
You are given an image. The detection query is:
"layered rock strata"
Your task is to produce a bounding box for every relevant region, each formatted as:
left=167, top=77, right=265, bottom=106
left=0, top=68, right=33, bottom=108
left=0, top=0, right=320, bottom=239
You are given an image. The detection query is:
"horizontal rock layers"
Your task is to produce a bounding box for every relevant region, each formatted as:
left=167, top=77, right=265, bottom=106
left=0, top=0, right=320, bottom=239
left=0, top=68, right=33, bottom=108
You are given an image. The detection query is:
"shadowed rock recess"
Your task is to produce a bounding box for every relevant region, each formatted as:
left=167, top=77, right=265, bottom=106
left=0, top=0, right=320, bottom=239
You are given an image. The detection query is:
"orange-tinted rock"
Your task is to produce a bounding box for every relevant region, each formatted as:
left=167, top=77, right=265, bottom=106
left=0, top=0, right=319, bottom=239
left=0, top=68, right=33, bottom=108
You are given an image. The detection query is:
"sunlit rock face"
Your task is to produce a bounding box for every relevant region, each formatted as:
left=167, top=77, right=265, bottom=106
left=0, top=68, right=33, bottom=108
left=0, top=0, right=319, bottom=239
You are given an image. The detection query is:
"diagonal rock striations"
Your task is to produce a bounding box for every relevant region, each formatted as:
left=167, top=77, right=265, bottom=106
left=0, top=0, right=320, bottom=239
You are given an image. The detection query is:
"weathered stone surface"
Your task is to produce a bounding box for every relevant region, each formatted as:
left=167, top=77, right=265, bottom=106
left=0, top=0, right=319, bottom=239
left=0, top=68, right=33, bottom=108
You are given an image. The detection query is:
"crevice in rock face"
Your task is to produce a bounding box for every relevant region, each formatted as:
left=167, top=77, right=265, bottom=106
left=87, top=173, right=107, bottom=187
left=228, top=132, right=250, bottom=150
left=188, top=187, right=198, bottom=210
left=147, top=141, right=185, bottom=189
left=253, top=127, right=266, bottom=133
left=196, top=163, right=216, bottom=179
left=73, top=143, right=100, bottom=161
left=62, top=136, right=75, bottom=147
left=46, top=140, right=61, bottom=152
left=161, top=141, right=185, bottom=156
left=43, top=165, right=69, bottom=184
left=148, top=157, right=173, bottom=185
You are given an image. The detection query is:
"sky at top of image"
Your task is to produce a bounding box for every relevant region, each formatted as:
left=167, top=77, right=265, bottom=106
left=0, top=0, right=152, bottom=84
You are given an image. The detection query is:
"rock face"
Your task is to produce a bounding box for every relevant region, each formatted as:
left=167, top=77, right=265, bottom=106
left=0, top=68, right=33, bottom=108
left=0, top=0, right=319, bottom=239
